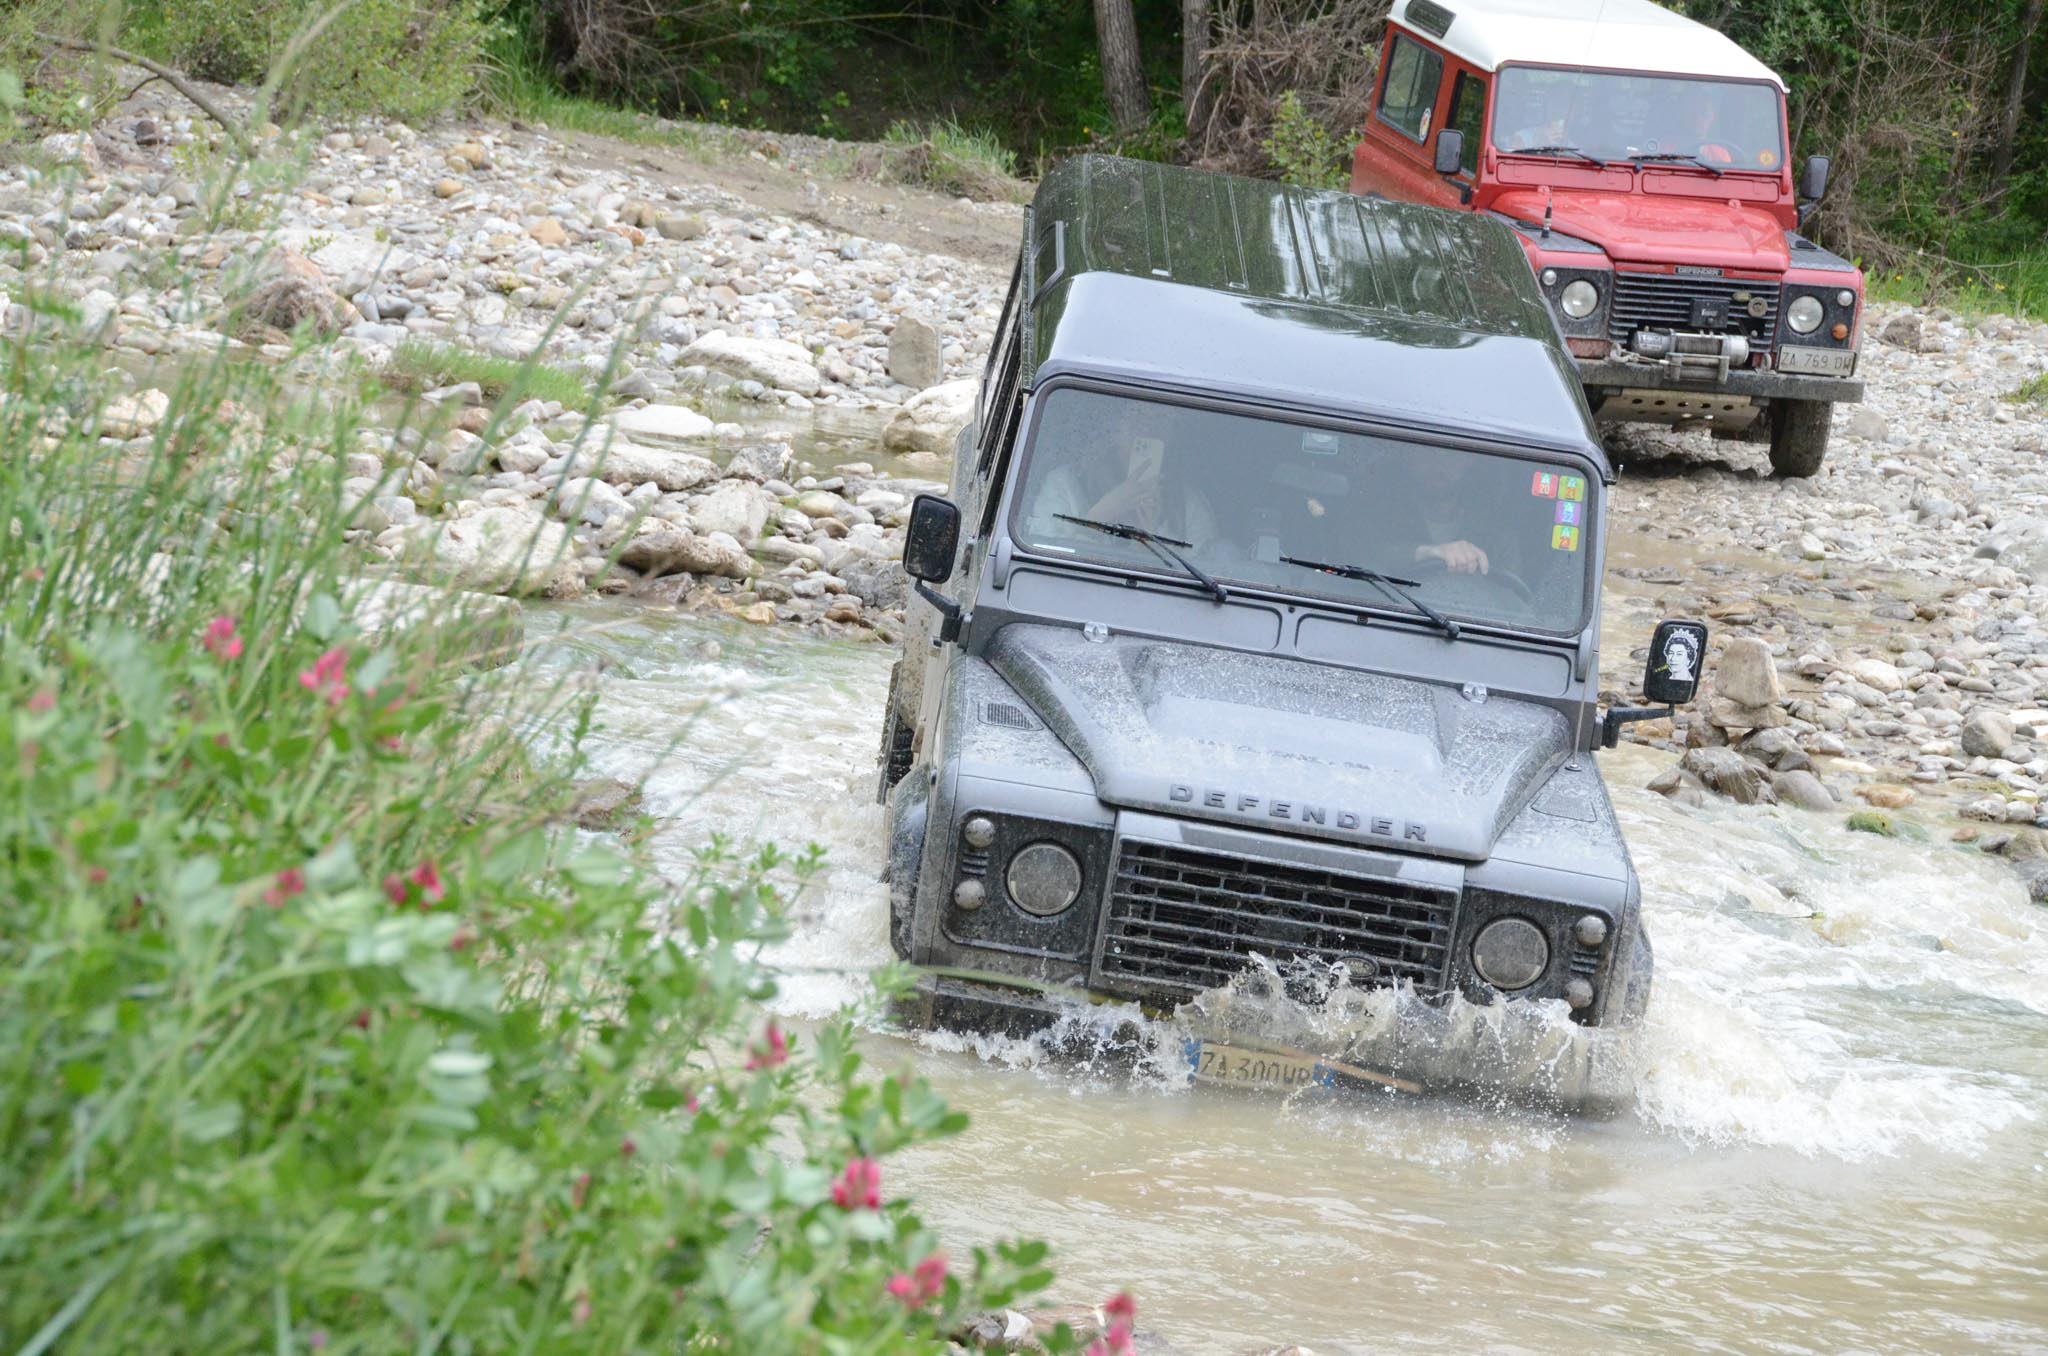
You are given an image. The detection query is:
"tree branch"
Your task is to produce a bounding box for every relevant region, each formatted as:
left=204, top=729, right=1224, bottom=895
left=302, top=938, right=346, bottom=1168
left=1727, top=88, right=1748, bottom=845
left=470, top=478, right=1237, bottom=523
left=33, top=32, right=256, bottom=159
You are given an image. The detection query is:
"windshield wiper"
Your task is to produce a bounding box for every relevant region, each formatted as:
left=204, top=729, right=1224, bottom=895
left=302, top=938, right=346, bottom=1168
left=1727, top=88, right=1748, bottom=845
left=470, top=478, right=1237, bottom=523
left=1280, top=555, right=1462, bottom=640
left=1626, top=151, right=1724, bottom=178
left=1057, top=514, right=1230, bottom=604
left=1508, top=143, right=1607, bottom=167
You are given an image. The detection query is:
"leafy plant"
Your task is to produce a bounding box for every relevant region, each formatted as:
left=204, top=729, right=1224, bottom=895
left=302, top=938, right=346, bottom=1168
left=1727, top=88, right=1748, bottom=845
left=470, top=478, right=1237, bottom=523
left=1261, top=89, right=1348, bottom=190
left=880, top=118, right=1023, bottom=202
left=384, top=339, right=593, bottom=407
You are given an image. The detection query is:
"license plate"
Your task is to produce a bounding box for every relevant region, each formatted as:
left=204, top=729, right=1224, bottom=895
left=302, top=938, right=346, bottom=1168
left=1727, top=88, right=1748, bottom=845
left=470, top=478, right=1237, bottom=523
left=1777, top=346, right=1857, bottom=376
left=1186, top=1040, right=1334, bottom=1089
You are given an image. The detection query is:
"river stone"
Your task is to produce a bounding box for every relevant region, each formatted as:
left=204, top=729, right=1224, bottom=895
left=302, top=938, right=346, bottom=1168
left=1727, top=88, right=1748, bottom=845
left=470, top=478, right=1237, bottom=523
left=725, top=440, right=794, bottom=482
left=655, top=213, right=705, bottom=241
left=690, top=482, right=773, bottom=544
left=887, top=314, right=943, bottom=388
left=610, top=403, right=713, bottom=444
left=1772, top=769, right=1836, bottom=811
left=1681, top=747, right=1776, bottom=805
left=1846, top=408, right=1890, bottom=441
left=1848, top=658, right=1905, bottom=693
left=836, top=558, right=910, bottom=612
left=680, top=332, right=821, bottom=396
left=1716, top=637, right=1781, bottom=709
left=552, top=476, right=633, bottom=526
left=1708, top=697, right=1787, bottom=731
left=616, top=522, right=750, bottom=578
left=410, top=505, right=581, bottom=598
left=561, top=441, right=721, bottom=492
left=1646, top=765, right=1707, bottom=808
left=100, top=388, right=170, bottom=438
left=882, top=378, right=976, bottom=455
left=2009, top=859, right=2048, bottom=906
left=1962, top=709, right=2018, bottom=758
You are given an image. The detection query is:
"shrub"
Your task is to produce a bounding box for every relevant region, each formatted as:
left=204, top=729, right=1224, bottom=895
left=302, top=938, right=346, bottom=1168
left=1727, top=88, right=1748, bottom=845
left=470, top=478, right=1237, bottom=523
left=1261, top=90, right=1347, bottom=190
left=879, top=118, right=1023, bottom=202
left=0, top=263, right=1062, bottom=1350
left=146, top=0, right=490, bottom=123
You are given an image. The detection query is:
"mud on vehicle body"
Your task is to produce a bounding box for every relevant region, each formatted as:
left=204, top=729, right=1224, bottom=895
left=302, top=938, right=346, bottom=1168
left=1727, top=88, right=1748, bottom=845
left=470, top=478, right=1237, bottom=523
left=1350, top=0, right=1866, bottom=478
left=876, top=155, right=1704, bottom=1085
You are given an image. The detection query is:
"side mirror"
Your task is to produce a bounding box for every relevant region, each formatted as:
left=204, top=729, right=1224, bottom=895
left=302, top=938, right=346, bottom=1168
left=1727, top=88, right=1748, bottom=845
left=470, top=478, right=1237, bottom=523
left=903, top=494, right=961, bottom=584
left=1433, top=129, right=1465, bottom=178
left=1799, top=155, right=1830, bottom=204
left=1643, top=619, right=1709, bottom=706
left=1601, top=619, right=1709, bottom=748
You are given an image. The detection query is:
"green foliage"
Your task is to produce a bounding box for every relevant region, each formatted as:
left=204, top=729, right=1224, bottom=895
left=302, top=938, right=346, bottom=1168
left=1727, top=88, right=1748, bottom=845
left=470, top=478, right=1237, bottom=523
left=880, top=118, right=1023, bottom=201
left=0, top=254, right=1064, bottom=1351
left=1262, top=90, right=1347, bottom=190
left=138, top=0, right=490, bottom=122
left=2007, top=371, right=2048, bottom=405
left=384, top=340, right=593, bottom=407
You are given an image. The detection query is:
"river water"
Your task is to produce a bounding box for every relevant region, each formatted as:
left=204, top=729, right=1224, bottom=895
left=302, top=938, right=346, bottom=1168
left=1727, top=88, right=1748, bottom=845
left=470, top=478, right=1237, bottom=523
left=526, top=599, right=2048, bottom=1355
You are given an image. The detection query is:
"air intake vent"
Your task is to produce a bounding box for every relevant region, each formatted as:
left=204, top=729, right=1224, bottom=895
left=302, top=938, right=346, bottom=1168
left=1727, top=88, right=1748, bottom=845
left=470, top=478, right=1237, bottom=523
left=980, top=701, right=1039, bottom=730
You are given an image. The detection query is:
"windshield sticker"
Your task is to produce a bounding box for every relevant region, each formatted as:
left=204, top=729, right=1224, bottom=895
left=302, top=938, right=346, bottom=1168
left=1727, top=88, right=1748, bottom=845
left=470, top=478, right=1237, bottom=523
left=1552, top=524, right=1581, bottom=552
left=1559, top=475, right=1586, bottom=502
left=1531, top=471, right=1558, bottom=498
left=1555, top=500, right=1582, bottom=526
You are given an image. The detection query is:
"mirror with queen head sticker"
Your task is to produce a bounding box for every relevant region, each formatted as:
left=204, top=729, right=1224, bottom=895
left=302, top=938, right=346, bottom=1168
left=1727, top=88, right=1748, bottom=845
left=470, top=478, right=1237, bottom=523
left=1644, top=620, right=1709, bottom=706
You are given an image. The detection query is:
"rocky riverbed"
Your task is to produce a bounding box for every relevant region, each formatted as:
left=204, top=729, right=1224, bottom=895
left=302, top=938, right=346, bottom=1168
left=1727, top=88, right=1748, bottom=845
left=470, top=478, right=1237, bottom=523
left=10, top=71, right=2048, bottom=900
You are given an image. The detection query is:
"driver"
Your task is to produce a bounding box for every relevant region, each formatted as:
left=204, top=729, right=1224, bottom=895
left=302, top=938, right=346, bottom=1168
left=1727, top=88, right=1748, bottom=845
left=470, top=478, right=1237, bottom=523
left=1024, top=399, right=1220, bottom=543
left=1675, top=88, right=1733, bottom=164
left=1408, top=455, right=1498, bottom=575
left=1504, top=88, right=1570, bottom=150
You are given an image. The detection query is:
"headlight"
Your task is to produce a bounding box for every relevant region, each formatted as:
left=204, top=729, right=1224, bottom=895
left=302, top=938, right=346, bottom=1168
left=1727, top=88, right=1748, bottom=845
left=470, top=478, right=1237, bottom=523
left=1788, top=294, right=1825, bottom=334
left=1560, top=279, right=1601, bottom=319
left=1471, top=917, right=1549, bottom=990
left=1006, top=842, right=1081, bottom=916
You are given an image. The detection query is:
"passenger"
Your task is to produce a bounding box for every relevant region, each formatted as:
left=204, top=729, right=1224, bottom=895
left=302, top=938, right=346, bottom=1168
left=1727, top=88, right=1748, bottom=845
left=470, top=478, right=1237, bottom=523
left=1503, top=88, right=1571, bottom=150
left=1025, top=401, right=1221, bottom=543
left=1676, top=88, right=1733, bottom=163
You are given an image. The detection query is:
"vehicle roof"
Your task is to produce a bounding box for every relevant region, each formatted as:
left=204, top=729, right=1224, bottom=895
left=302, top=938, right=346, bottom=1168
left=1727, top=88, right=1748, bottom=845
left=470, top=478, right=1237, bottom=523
left=1390, top=0, right=1786, bottom=90
left=1024, top=154, right=1606, bottom=466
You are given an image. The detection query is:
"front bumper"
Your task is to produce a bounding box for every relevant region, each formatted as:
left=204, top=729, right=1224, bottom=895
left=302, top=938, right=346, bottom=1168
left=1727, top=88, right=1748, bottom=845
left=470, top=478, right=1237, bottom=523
left=1577, top=358, right=1865, bottom=404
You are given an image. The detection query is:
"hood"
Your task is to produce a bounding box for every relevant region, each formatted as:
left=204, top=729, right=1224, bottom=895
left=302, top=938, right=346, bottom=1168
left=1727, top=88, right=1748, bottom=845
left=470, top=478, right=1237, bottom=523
left=1494, top=187, right=1789, bottom=273
left=988, top=625, right=1573, bottom=863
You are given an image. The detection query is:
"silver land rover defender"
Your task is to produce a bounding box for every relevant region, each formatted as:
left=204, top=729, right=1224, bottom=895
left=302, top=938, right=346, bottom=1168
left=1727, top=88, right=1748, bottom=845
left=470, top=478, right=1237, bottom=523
left=877, top=155, right=1704, bottom=1084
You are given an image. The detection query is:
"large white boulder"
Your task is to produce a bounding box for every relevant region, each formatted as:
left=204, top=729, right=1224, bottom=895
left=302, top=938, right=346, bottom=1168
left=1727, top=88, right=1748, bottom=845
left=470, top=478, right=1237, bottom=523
left=410, top=505, right=583, bottom=598
left=882, top=379, right=976, bottom=456
left=609, top=403, right=714, bottom=444
left=680, top=332, right=821, bottom=396
left=689, top=481, right=774, bottom=545
left=555, top=440, right=722, bottom=492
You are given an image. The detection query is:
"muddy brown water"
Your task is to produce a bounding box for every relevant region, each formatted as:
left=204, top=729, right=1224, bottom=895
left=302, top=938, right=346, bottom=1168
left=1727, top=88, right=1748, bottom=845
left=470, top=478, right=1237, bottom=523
left=525, top=598, right=2047, bottom=1355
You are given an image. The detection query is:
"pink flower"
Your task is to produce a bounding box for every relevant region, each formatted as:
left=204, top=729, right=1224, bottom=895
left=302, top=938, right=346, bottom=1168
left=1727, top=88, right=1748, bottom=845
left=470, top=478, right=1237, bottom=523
left=383, top=873, right=408, bottom=906
left=409, top=859, right=444, bottom=903
left=308, top=1333, right=327, bottom=1351
left=1086, top=1294, right=1137, bottom=1356
left=912, top=1254, right=948, bottom=1301
left=201, top=616, right=243, bottom=661
left=571, top=1293, right=591, bottom=1327
left=745, top=1021, right=788, bottom=1071
left=830, top=1156, right=883, bottom=1211
left=297, top=647, right=349, bottom=707
left=620, top=1137, right=637, bottom=1158
left=262, top=867, right=305, bottom=908
left=26, top=689, right=55, bottom=714
left=884, top=1273, right=918, bottom=1307
left=87, top=866, right=108, bottom=885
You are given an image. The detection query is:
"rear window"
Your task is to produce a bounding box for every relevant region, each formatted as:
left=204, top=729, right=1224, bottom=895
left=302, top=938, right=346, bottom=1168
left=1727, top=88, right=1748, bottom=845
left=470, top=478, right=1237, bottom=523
left=1377, top=33, right=1445, bottom=143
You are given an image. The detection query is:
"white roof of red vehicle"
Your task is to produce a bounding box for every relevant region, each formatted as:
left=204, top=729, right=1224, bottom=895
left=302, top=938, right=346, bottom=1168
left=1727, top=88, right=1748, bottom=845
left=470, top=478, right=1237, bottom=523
left=1390, top=0, right=1787, bottom=90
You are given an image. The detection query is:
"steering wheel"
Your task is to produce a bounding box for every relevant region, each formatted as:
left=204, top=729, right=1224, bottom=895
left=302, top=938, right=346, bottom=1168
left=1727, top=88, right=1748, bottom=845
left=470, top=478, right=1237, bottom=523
left=1413, top=554, right=1538, bottom=606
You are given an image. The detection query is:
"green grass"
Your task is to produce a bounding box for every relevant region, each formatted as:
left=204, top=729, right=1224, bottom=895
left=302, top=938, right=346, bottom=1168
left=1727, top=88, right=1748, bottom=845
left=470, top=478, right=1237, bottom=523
left=383, top=340, right=592, bottom=407
left=2005, top=371, right=2048, bottom=404
left=478, top=35, right=704, bottom=152
left=879, top=117, right=1025, bottom=201
left=1863, top=250, right=2048, bottom=324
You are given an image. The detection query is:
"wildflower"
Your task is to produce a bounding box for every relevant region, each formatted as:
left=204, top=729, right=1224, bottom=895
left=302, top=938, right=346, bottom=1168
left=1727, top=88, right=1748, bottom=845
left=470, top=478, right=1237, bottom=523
left=351, top=1009, right=372, bottom=1030
left=885, top=1273, right=919, bottom=1307
left=409, top=859, right=445, bottom=904
left=912, top=1254, right=949, bottom=1301
left=830, top=1157, right=883, bottom=1211
left=263, top=867, right=306, bottom=908
left=745, top=1020, right=788, bottom=1070
left=297, top=647, right=349, bottom=706
left=201, top=616, right=243, bottom=661
left=383, top=873, right=408, bottom=906
left=572, top=1293, right=591, bottom=1327
left=572, top=1172, right=592, bottom=1209
left=449, top=926, right=474, bottom=952
left=27, top=689, right=55, bottom=714
left=620, top=1137, right=637, bottom=1158
left=1086, top=1293, right=1137, bottom=1356
left=308, top=1333, right=327, bottom=1351
left=87, top=866, right=108, bottom=885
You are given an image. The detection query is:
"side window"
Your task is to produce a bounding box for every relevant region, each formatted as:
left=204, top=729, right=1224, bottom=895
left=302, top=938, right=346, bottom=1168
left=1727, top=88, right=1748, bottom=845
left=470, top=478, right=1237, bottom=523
left=1447, top=72, right=1486, bottom=174
left=1375, top=33, right=1445, bottom=143
left=978, top=387, right=1025, bottom=538
left=980, top=261, right=1022, bottom=432
left=977, top=319, right=1021, bottom=474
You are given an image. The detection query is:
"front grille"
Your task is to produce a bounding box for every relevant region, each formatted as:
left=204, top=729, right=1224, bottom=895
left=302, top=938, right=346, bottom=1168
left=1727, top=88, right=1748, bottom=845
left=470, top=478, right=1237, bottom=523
left=1099, top=840, right=1456, bottom=999
left=1609, top=272, right=1780, bottom=349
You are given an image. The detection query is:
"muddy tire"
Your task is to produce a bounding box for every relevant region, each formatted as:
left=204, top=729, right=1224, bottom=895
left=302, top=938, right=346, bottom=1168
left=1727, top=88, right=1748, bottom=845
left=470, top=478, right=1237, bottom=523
left=1768, top=399, right=1832, bottom=478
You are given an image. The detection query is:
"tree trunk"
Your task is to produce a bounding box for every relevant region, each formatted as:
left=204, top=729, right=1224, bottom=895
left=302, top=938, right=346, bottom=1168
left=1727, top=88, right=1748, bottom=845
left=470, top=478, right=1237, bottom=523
left=1182, top=0, right=1212, bottom=130
left=1991, top=0, right=2044, bottom=206
left=1093, top=0, right=1150, bottom=137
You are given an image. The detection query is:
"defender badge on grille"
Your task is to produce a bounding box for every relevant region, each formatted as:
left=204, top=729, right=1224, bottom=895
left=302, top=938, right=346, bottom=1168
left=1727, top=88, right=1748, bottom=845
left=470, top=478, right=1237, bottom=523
left=1167, top=783, right=1428, bottom=843
left=1674, top=265, right=1724, bottom=277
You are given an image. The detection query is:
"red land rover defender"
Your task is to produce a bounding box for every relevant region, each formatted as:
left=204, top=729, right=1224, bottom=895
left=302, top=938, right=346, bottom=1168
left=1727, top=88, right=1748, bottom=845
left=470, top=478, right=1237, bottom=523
left=1350, top=0, right=1865, bottom=477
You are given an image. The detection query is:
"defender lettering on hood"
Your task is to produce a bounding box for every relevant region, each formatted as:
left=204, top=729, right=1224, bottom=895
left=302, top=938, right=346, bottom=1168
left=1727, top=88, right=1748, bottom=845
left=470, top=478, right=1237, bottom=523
left=1167, top=783, right=1428, bottom=842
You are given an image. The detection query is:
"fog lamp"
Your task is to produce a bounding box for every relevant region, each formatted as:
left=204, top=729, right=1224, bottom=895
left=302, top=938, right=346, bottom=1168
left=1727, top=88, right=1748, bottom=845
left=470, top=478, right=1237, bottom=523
left=1471, top=917, right=1548, bottom=991
left=963, top=816, right=996, bottom=849
left=953, top=879, right=986, bottom=911
left=1006, top=842, right=1081, bottom=916
left=1560, top=279, right=1601, bottom=319
left=1788, top=294, right=1825, bottom=334
left=1565, top=978, right=1595, bottom=1010
left=1540, top=267, right=1559, bottom=287
left=1837, top=289, right=1857, bottom=308
left=1575, top=914, right=1608, bottom=948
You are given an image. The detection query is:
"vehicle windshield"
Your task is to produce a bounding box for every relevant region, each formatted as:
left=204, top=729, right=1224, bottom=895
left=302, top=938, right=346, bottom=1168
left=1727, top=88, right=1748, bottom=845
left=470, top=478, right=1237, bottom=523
left=1492, top=66, right=1786, bottom=174
left=1011, top=388, right=1595, bottom=633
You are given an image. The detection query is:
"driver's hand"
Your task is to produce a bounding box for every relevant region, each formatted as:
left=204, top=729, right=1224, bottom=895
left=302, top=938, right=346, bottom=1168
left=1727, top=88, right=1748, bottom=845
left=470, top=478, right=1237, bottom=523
left=1418, top=540, right=1489, bottom=574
